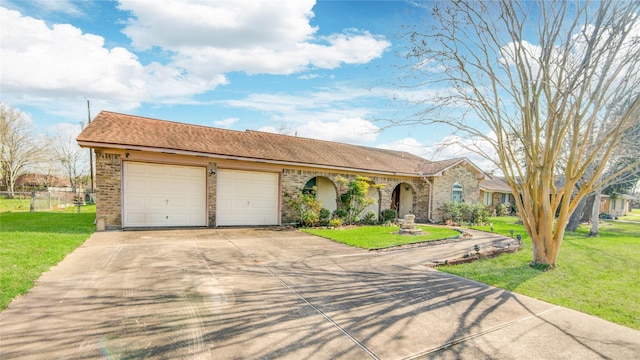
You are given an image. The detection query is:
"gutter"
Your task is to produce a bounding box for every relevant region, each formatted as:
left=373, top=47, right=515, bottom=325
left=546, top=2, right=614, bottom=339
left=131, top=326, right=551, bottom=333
left=77, top=141, right=423, bottom=178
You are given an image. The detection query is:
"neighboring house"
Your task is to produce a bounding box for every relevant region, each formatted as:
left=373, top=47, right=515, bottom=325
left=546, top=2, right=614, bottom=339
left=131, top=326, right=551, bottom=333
left=479, top=176, right=515, bottom=215
left=15, top=173, right=71, bottom=190
left=600, top=194, right=635, bottom=218
left=77, top=111, right=486, bottom=230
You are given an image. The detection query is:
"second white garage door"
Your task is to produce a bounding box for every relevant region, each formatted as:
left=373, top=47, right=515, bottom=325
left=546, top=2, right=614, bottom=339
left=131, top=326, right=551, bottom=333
left=216, top=169, right=279, bottom=226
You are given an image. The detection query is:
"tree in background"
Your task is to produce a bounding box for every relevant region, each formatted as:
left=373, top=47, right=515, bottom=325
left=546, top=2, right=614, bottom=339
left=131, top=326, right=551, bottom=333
left=402, top=0, right=640, bottom=268
left=47, top=124, right=88, bottom=193
left=0, top=104, right=41, bottom=197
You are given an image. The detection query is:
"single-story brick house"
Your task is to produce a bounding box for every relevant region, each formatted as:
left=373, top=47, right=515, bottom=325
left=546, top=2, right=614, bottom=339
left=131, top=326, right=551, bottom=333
left=77, top=111, right=486, bottom=230
left=600, top=194, right=635, bottom=218
left=479, top=176, right=516, bottom=215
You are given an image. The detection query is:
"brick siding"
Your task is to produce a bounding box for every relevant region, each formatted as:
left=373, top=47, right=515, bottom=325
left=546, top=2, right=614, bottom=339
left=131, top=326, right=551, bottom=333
left=431, top=164, right=480, bottom=222
left=281, top=169, right=431, bottom=224
left=95, top=152, right=122, bottom=230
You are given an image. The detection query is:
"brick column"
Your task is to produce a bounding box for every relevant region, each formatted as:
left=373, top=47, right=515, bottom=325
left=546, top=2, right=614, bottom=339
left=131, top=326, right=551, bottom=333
left=95, top=152, right=122, bottom=230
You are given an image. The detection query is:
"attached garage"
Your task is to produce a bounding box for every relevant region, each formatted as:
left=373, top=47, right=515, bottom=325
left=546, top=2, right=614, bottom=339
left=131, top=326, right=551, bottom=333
left=216, top=169, right=280, bottom=226
left=122, top=162, right=207, bottom=227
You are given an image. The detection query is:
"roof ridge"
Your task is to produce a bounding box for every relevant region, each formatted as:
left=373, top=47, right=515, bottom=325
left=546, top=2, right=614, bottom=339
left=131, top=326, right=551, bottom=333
left=101, top=110, right=248, bottom=134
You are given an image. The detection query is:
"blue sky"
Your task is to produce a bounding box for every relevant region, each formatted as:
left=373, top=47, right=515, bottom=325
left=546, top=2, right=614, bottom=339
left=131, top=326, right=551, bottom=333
left=0, top=0, right=494, bottom=169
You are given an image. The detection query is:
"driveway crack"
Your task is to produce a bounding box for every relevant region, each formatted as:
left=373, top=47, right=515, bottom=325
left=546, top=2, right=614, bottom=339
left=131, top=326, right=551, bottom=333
left=226, top=239, right=380, bottom=360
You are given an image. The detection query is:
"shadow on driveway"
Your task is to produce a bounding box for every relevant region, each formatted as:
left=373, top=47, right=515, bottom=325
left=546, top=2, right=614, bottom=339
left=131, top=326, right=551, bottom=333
left=1, top=229, right=638, bottom=359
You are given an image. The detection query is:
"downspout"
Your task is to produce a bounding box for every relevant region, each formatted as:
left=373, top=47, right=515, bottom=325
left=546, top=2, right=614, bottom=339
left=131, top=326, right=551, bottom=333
left=422, top=176, right=434, bottom=223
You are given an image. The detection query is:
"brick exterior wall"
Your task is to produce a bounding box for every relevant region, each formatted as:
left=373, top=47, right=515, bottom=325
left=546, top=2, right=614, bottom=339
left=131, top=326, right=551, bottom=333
left=95, top=152, right=122, bottom=230
left=208, top=162, right=217, bottom=226
left=281, top=168, right=431, bottom=224
left=93, top=156, right=486, bottom=229
left=431, top=164, right=481, bottom=223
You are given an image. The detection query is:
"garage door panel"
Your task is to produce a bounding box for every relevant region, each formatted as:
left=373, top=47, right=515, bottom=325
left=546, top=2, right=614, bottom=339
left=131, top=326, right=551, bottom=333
left=123, top=162, right=206, bottom=227
left=216, top=169, right=279, bottom=226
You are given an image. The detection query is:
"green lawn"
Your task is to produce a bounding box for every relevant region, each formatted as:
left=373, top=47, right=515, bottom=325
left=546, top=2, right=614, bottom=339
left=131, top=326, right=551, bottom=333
left=440, top=215, right=640, bottom=330
left=0, top=198, right=31, bottom=212
left=619, top=208, right=640, bottom=222
left=302, top=225, right=461, bottom=249
left=0, top=205, right=96, bottom=310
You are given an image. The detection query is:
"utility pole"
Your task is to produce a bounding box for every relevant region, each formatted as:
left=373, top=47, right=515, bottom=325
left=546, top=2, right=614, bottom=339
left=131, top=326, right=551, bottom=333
left=87, top=99, right=94, bottom=194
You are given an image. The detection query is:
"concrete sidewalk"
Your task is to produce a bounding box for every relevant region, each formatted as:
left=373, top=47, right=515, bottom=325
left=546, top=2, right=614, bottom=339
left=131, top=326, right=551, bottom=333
left=1, top=228, right=638, bottom=359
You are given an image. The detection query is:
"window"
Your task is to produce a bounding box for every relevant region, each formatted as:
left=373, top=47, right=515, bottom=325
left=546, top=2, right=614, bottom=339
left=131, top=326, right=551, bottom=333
left=452, top=182, right=463, bottom=203
left=483, top=192, right=492, bottom=206
left=302, top=177, right=317, bottom=195
left=501, top=193, right=510, bottom=204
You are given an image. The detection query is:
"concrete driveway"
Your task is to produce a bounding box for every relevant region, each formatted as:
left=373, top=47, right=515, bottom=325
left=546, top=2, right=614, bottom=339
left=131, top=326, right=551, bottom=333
left=1, top=228, right=638, bottom=359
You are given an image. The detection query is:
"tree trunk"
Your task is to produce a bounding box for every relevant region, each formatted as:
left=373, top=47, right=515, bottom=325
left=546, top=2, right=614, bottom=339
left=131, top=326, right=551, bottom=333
left=526, top=197, right=563, bottom=269
left=566, top=196, right=587, bottom=232
left=581, top=194, right=595, bottom=223
left=589, top=190, right=602, bottom=237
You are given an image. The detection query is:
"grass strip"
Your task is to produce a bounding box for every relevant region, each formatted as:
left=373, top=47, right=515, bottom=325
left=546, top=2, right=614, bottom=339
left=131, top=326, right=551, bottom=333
left=0, top=206, right=95, bottom=310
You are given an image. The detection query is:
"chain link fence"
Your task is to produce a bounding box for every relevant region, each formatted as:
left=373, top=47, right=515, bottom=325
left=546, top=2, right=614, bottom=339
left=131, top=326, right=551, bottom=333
left=0, top=191, right=95, bottom=212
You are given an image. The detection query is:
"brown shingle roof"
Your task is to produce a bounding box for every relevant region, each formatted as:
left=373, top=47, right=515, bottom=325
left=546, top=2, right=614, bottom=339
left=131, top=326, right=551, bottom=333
left=78, top=111, right=447, bottom=175
left=480, top=176, right=512, bottom=192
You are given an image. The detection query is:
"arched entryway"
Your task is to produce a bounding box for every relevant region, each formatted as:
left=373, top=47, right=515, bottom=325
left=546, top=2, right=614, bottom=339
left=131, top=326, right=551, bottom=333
left=303, top=176, right=337, bottom=212
left=391, top=183, right=414, bottom=218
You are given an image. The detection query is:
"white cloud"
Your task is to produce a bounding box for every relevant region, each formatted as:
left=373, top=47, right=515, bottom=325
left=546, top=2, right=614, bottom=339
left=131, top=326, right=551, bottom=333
left=378, top=136, right=499, bottom=172
left=37, top=0, right=84, bottom=16
left=0, top=7, right=225, bottom=117
left=118, top=0, right=390, bottom=76
left=48, top=122, right=83, bottom=138
left=0, top=1, right=390, bottom=119
left=119, top=0, right=317, bottom=51
left=212, top=117, right=239, bottom=128
left=298, top=73, right=321, bottom=80
left=377, top=138, right=429, bottom=157
left=296, top=117, right=379, bottom=144
left=257, top=125, right=278, bottom=134
left=222, top=86, right=381, bottom=124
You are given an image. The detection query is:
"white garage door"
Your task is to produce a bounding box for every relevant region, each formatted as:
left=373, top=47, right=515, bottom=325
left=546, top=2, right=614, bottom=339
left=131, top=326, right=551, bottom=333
left=216, top=169, right=279, bottom=226
left=123, top=162, right=207, bottom=227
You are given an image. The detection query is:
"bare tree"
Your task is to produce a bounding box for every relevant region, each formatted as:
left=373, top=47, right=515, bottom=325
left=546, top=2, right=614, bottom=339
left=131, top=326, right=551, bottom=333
left=48, top=124, right=88, bottom=193
left=0, top=104, right=41, bottom=197
left=566, top=122, right=640, bottom=232
left=402, top=0, right=640, bottom=268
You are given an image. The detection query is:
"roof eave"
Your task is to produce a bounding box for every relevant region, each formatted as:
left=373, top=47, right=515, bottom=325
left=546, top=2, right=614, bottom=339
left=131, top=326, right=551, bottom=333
left=78, top=141, right=422, bottom=177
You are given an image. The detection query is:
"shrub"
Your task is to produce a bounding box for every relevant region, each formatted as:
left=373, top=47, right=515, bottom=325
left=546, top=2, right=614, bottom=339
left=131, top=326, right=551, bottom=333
left=361, top=211, right=377, bottom=225
left=439, top=202, right=488, bottom=224
left=332, top=208, right=349, bottom=220
left=496, top=203, right=508, bottom=216
left=470, top=203, right=490, bottom=224
left=439, top=202, right=463, bottom=224
left=380, top=209, right=397, bottom=223
left=285, top=190, right=322, bottom=227
left=335, top=176, right=384, bottom=225
left=329, top=218, right=343, bottom=227
left=319, top=208, right=331, bottom=225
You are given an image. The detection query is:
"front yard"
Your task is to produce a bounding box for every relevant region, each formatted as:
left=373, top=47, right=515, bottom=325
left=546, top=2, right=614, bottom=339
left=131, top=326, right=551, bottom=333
left=440, top=212, right=640, bottom=330
left=302, top=225, right=461, bottom=249
left=3, top=203, right=639, bottom=331
left=302, top=212, right=640, bottom=330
